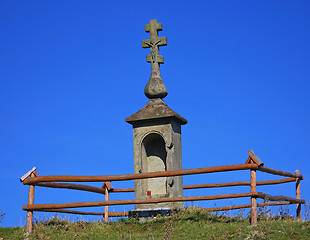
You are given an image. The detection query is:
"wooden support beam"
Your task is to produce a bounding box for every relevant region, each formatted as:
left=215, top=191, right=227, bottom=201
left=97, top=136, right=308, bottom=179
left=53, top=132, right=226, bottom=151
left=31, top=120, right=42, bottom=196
left=23, top=192, right=258, bottom=211
left=103, top=181, right=114, bottom=191
left=295, top=170, right=301, bottom=220
left=22, top=164, right=259, bottom=184
left=247, top=150, right=264, bottom=166
left=20, top=167, right=36, bottom=182
left=33, top=170, right=39, bottom=177
left=26, top=172, right=35, bottom=233
left=250, top=169, right=257, bottom=226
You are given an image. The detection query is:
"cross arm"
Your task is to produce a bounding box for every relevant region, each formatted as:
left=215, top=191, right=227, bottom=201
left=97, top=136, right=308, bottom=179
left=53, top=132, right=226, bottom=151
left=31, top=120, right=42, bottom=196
left=142, top=37, right=167, bottom=48
left=146, top=55, right=164, bottom=63
left=145, top=21, right=162, bottom=32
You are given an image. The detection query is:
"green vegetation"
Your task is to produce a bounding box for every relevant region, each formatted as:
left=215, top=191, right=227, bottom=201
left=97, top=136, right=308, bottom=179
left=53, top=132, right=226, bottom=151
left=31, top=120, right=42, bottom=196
left=1, top=207, right=310, bottom=239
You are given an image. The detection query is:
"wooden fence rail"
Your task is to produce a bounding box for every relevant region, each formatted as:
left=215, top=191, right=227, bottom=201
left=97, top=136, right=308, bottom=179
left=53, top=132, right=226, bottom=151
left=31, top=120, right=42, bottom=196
left=31, top=201, right=293, bottom=217
left=258, top=166, right=303, bottom=179
left=23, top=192, right=305, bottom=211
left=23, top=193, right=256, bottom=211
left=22, top=163, right=259, bottom=185
left=20, top=150, right=305, bottom=233
left=35, top=182, right=107, bottom=194
left=32, top=177, right=296, bottom=194
left=35, top=209, right=129, bottom=217
left=22, top=163, right=303, bottom=185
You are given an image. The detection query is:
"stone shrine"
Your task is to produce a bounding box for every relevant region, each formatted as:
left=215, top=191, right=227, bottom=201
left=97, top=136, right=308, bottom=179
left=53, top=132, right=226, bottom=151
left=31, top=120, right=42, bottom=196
left=126, top=20, right=187, bottom=214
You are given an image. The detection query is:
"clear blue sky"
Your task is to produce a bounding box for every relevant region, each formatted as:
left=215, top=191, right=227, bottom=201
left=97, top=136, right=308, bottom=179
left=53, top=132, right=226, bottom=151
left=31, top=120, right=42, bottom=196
left=1, top=1, right=309, bottom=227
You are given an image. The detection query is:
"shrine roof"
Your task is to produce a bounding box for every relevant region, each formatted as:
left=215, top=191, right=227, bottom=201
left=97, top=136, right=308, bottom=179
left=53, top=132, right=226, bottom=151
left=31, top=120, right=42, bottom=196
left=125, top=98, right=187, bottom=125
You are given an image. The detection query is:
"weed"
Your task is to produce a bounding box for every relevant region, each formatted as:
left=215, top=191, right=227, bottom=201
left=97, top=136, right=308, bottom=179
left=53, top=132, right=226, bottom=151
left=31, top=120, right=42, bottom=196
left=304, top=200, right=310, bottom=221
left=0, top=210, right=5, bottom=226
left=1, top=206, right=310, bottom=239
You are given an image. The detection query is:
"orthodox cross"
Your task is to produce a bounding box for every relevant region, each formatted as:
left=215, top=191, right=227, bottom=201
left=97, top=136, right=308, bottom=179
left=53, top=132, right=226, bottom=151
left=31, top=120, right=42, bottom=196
left=142, top=19, right=167, bottom=74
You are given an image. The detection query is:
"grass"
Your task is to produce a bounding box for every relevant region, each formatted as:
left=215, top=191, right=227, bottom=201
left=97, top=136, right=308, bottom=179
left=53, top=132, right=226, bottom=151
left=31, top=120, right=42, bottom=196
left=1, top=207, right=310, bottom=239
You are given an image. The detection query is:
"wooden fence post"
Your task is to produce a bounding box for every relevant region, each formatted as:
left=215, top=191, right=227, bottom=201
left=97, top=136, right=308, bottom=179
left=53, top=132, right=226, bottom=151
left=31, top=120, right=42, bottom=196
left=26, top=173, right=35, bottom=233
left=250, top=169, right=257, bottom=226
left=104, top=186, right=109, bottom=222
left=102, top=181, right=113, bottom=223
left=295, top=169, right=301, bottom=220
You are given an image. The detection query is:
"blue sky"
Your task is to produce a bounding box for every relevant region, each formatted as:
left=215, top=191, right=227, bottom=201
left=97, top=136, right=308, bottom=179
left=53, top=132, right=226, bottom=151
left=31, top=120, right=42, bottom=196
left=1, top=1, right=310, bottom=227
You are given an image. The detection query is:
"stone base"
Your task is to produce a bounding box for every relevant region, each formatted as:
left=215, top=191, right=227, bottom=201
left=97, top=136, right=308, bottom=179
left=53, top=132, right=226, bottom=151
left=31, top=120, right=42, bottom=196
left=128, top=208, right=172, bottom=218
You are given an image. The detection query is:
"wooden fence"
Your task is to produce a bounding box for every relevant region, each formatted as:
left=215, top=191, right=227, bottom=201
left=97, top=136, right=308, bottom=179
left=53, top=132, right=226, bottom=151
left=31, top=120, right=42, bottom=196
left=20, top=150, right=305, bottom=233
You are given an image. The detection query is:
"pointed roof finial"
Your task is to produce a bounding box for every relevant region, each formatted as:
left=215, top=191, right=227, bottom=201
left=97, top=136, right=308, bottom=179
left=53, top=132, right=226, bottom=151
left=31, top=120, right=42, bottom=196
left=142, top=19, right=168, bottom=99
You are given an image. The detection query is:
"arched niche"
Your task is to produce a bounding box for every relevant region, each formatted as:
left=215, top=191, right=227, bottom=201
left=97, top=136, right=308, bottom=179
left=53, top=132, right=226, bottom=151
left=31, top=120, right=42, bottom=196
left=141, top=133, right=167, bottom=197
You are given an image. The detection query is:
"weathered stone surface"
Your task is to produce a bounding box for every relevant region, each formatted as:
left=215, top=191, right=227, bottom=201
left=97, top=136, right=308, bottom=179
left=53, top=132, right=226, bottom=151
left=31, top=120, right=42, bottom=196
left=147, top=155, right=167, bottom=195
left=144, top=73, right=168, bottom=99
left=129, top=119, right=184, bottom=210
left=125, top=98, right=187, bottom=125
left=142, top=19, right=168, bottom=99
left=125, top=19, right=187, bottom=211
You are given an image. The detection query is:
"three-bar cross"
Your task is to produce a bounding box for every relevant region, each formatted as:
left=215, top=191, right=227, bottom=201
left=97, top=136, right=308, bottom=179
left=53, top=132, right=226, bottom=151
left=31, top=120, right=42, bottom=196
left=142, top=19, right=167, bottom=73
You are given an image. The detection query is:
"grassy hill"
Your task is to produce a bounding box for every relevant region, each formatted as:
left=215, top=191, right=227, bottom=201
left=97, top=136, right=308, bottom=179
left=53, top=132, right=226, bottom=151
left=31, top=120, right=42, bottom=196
left=1, top=208, right=309, bottom=239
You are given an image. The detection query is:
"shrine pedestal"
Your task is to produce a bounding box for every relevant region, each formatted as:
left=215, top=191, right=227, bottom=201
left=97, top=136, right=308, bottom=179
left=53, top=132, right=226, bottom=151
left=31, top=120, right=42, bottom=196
left=128, top=208, right=172, bottom=219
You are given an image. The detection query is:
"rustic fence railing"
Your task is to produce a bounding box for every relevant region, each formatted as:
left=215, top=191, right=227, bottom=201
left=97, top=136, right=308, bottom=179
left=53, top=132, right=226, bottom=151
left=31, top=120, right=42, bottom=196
left=20, top=150, right=304, bottom=233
